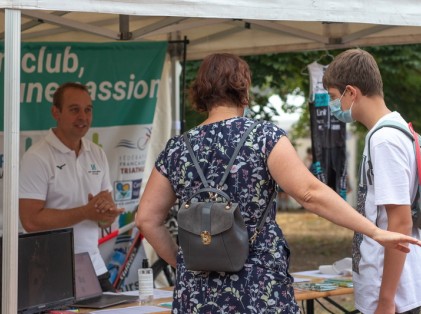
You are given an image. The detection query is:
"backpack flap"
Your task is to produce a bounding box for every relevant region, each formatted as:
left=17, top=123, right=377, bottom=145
left=177, top=191, right=249, bottom=272
left=178, top=201, right=239, bottom=236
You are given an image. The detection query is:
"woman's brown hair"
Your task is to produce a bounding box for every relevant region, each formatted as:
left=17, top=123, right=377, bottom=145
left=189, top=53, right=251, bottom=113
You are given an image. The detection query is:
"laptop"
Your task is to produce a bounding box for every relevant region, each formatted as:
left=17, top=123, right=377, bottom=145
left=1, top=228, right=75, bottom=314
left=72, top=252, right=139, bottom=309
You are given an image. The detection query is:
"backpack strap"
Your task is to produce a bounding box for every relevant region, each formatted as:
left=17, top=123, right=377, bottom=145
left=408, top=122, right=421, bottom=185
left=183, top=120, right=260, bottom=189
left=408, top=123, right=421, bottom=228
left=366, top=120, right=421, bottom=228
left=183, top=133, right=210, bottom=188
left=217, top=120, right=260, bottom=188
left=249, top=190, right=277, bottom=244
left=183, top=120, right=276, bottom=242
left=366, top=120, right=414, bottom=185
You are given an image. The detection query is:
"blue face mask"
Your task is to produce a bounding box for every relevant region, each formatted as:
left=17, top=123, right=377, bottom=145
left=328, top=90, right=354, bottom=123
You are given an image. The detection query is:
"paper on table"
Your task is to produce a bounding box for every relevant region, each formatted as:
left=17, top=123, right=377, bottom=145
left=293, top=277, right=311, bottom=283
left=90, top=305, right=167, bottom=314
left=291, top=270, right=343, bottom=279
left=120, top=288, right=173, bottom=299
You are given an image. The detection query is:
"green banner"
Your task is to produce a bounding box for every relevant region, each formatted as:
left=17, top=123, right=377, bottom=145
left=0, top=41, right=168, bottom=131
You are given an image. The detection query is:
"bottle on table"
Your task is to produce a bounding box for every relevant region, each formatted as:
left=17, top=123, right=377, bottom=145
left=138, top=258, right=154, bottom=305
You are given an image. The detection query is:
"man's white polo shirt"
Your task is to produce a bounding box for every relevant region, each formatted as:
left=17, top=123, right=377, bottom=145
left=19, top=128, right=112, bottom=276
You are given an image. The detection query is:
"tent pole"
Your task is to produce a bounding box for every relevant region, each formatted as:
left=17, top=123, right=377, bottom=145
left=180, top=36, right=188, bottom=134
left=169, top=37, right=189, bottom=136
left=170, top=54, right=181, bottom=136
left=2, top=9, right=21, bottom=314
left=168, top=37, right=189, bottom=135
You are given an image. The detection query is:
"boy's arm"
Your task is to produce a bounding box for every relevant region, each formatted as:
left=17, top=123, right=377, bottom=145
left=376, top=204, right=412, bottom=314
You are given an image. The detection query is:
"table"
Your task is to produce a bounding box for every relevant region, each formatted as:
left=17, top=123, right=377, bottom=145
left=77, top=290, right=173, bottom=314
left=292, top=273, right=358, bottom=314
left=78, top=281, right=357, bottom=314
left=295, top=285, right=356, bottom=314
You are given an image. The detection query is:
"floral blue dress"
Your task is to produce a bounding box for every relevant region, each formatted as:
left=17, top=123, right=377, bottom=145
left=155, top=117, right=300, bottom=314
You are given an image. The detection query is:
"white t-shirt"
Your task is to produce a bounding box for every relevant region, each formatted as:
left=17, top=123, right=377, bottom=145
left=353, top=112, right=421, bottom=313
left=19, top=128, right=113, bottom=276
left=307, top=61, right=329, bottom=104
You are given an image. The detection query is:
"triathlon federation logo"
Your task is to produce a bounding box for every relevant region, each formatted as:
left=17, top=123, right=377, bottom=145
left=114, top=179, right=142, bottom=201
left=115, top=127, right=151, bottom=151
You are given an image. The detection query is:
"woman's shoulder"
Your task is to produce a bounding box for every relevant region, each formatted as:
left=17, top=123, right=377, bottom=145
left=162, top=133, right=184, bottom=151
left=177, top=118, right=286, bottom=141
left=250, top=119, right=287, bottom=136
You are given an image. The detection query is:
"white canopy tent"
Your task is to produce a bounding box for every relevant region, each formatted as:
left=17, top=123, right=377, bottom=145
left=2, top=1, right=421, bottom=312
left=2, top=1, right=421, bottom=60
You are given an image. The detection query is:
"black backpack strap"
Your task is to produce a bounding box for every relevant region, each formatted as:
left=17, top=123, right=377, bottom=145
left=366, top=120, right=413, bottom=185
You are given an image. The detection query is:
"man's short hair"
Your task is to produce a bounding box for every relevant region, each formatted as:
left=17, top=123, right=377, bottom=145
left=53, top=82, right=89, bottom=110
left=322, top=49, right=383, bottom=97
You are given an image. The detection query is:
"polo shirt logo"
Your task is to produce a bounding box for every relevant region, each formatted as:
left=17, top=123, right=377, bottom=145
left=88, top=163, right=101, bottom=175
left=56, top=164, right=66, bottom=170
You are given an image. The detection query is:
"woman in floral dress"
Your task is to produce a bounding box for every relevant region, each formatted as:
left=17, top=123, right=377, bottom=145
left=136, top=53, right=421, bottom=314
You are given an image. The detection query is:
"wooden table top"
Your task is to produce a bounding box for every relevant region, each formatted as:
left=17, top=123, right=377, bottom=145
left=78, top=276, right=353, bottom=313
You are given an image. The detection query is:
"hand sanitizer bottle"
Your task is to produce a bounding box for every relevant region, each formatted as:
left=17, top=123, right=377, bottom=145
left=138, top=258, right=154, bottom=304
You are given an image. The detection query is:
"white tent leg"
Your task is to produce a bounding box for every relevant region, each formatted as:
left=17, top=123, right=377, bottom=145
left=170, top=55, right=181, bottom=136
left=2, top=8, right=21, bottom=314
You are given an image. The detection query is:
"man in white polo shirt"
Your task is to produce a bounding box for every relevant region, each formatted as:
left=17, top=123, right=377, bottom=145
left=19, top=82, right=124, bottom=292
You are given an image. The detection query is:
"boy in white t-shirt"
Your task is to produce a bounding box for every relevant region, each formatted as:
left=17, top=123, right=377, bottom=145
left=323, top=49, right=421, bottom=314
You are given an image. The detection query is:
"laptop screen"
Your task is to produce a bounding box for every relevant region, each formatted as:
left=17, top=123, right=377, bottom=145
left=1, top=228, right=75, bottom=314
left=74, top=252, right=103, bottom=300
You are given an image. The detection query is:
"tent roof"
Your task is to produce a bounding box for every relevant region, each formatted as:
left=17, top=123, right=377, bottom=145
left=3, top=0, right=421, bottom=25
left=1, top=0, right=421, bottom=60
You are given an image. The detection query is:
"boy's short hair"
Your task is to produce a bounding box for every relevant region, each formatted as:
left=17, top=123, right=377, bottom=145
left=322, top=49, right=383, bottom=97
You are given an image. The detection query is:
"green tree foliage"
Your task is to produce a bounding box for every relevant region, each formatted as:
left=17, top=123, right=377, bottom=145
left=366, top=45, right=421, bottom=130
left=182, top=45, right=421, bottom=140
left=182, top=51, right=323, bottom=131
left=181, top=60, right=206, bottom=132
